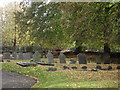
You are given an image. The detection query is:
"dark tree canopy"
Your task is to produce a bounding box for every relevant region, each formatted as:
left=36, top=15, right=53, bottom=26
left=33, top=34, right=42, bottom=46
left=2, top=2, right=120, bottom=52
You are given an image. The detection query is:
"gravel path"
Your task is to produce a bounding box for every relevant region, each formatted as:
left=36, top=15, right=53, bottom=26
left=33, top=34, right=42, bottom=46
left=2, top=71, right=36, bottom=88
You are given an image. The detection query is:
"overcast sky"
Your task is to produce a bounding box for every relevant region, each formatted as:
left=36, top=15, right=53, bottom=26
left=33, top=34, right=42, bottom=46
left=0, top=0, right=23, bottom=7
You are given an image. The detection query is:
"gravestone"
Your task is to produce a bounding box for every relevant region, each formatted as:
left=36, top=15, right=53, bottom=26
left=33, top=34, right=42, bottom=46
left=78, top=53, right=87, bottom=64
left=58, top=53, right=66, bottom=63
left=3, top=52, right=11, bottom=59
left=70, top=59, right=76, bottom=64
left=91, top=69, right=98, bottom=71
left=12, top=52, right=17, bottom=59
left=96, top=56, right=101, bottom=64
left=29, top=52, right=33, bottom=58
left=17, top=53, right=23, bottom=60
left=80, top=66, right=87, bottom=71
left=0, top=56, right=3, bottom=62
left=81, top=66, right=87, bottom=70
left=23, top=53, right=31, bottom=60
left=71, top=66, right=77, bottom=69
left=46, top=67, right=57, bottom=71
left=107, top=66, right=112, bottom=70
left=117, top=66, right=120, bottom=69
left=37, top=62, right=54, bottom=66
left=16, top=62, right=37, bottom=67
left=46, top=52, right=54, bottom=63
left=63, top=66, right=70, bottom=70
left=7, top=59, right=10, bottom=62
left=39, top=49, right=43, bottom=58
left=33, top=51, right=41, bottom=63
left=96, top=65, right=102, bottom=70
left=103, top=53, right=110, bottom=64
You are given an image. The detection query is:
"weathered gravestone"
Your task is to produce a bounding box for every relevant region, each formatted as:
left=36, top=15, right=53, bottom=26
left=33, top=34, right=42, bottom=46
left=82, top=66, right=87, bottom=70
left=107, top=66, right=112, bottom=70
left=46, top=67, right=57, bottom=71
left=96, top=65, right=102, bottom=70
left=117, top=66, right=120, bottom=69
left=0, top=56, right=3, bottom=62
left=29, top=52, right=33, bottom=58
left=80, top=66, right=87, bottom=71
left=91, top=69, right=98, bottom=71
left=96, top=56, right=101, bottom=64
left=103, top=53, right=110, bottom=64
left=17, top=52, right=23, bottom=60
left=78, top=53, right=87, bottom=64
left=37, top=62, right=54, bottom=66
left=63, top=66, right=70, bottom=70
left=70, top=58, right=76, bottom=64
left=3, top=52, right=11, bottom=59
left=71, top=66, right=77, bottom=69
left=33, top=51, right=41, bottom=63
left=7, top=59, right=10, bottom=62
left=16, top=62, right=37, bottom=67
left=46, top=52, right=54, bottom=63
left=58, top=53, right=66, bottom=63
left=12, top=52, right=17, bottom=59
left=23, top=53, right=31, bottom=60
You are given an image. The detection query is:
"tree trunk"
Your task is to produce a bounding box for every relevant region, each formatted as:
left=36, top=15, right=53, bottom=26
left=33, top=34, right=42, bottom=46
left=13, top=24, right=17, bottom=52
left=104, top=43, right=111, bottom=54
left=103, top=43, right=111, bottom=64
left=74, top=39, right=83, bottom=54
left=74, top=46, right=82, bottom=55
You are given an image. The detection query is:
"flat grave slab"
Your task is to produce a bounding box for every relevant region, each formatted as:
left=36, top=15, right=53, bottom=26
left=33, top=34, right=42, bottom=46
left=16, top=62, right=37, bottom=67
left=37, top=62, right=54, bottom=66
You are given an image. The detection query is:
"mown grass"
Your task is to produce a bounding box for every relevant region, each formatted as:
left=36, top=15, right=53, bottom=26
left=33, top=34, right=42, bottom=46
left=1, top=59, right=119, bottom=88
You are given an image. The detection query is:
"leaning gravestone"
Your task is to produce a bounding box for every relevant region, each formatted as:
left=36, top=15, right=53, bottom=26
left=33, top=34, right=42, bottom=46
left=3, top=52, right=11, bottom=59
left=78, top=53, right=87, bottom=64
left=17, top=52, right=23, bottom=60
left=70, top=58, right=76, bottom=64
left=58, top=53, right=66, bottom=63
left=23, top=53, right=31, bottom=60
left=46, top=52, right=54, bottom=63
left=33, top=51, right=41, bottom=63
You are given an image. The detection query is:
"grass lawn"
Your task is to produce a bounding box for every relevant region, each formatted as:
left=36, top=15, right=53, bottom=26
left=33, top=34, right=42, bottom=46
left=1, top=58, right=119, bottom=88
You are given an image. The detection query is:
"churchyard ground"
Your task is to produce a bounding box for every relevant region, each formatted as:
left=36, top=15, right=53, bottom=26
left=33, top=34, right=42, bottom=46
left=1, top=59, right=119, bottom=88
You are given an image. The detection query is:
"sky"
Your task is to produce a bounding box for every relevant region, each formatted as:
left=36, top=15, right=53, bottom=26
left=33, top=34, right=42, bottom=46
left=0, top=0, right=23, bottom=7
left=0, top=0, right=51, bottom=8
left=0, top=0, right=118, bottom=7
